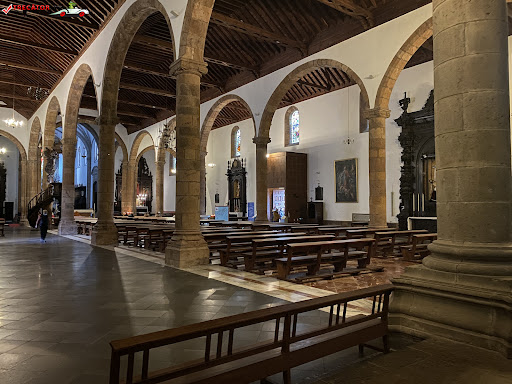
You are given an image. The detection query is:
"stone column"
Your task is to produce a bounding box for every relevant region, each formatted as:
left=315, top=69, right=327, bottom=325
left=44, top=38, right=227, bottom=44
left=26, top=158, right=39, bottom=205
left=199, top=151, right=207, bottom=215
left=165, top=58, right=209, bottom=267
left=391, top=0, right=512, bottom=358
left=365, top=108, right=390, bottom=228
left=155, top=159, right=165, bottom=216
left=253, top=136, right=270, bottom=222
left=133, top=163, right=139, bottom=213
left=86, top=154, right=92, bottom=208
left=19, top=159, right=29, bottom=226
left=91, top=119, right=118, bottom=245
left=120, top=160, right=130, bottom=214
left=58, top=137, right=77, bottom=235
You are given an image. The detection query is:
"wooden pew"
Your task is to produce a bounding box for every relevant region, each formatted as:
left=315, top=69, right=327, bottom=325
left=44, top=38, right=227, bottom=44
left=109, top=284, right=393, bottom=384
left=346, top=227, right=394, bottom=239
left=219, top=232, right=308, bottom=267
left=401, top=233, right=437, bottom=261
left=317, top=226, right=367, bottom=238
left=0, top=218, right=4, bottom=236
left=276, top=238, right=375, bottom=280
left=242, top=235, right=335, bottom=272
left=373, top=230, right=428, bottom=257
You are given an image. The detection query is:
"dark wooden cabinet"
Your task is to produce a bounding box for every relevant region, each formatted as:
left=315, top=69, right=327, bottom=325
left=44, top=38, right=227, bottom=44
left=226, top=158, right=247, bottom=216
left=267, top=152, right=307, bottom=222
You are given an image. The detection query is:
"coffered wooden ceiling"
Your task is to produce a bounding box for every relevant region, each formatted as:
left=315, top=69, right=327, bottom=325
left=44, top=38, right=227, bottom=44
left=0, top=0, right=448, bottom=133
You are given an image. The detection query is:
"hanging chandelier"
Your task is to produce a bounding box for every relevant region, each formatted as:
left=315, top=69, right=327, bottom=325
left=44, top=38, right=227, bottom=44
left=27, top=86, right=49, bottom=101
left=4, top=78, right=23, bottom=129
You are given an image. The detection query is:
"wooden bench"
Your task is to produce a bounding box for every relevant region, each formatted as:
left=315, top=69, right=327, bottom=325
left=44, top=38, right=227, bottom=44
left=109, top=284, right=393, bottom=384
left=401, top=233, right=437, bottom=261
left=242, top=235, right=335, bottom=272
left=0, top=218, right=4, bottom=236
left=346, top=227, right=394, bottom=239
left=276, top=238, right=375, bottom=280
left=219, top=232, right=307, bottom=267
left=373, top=230, right=428, bottom=257
left=317, top=226, right=367, bottom=238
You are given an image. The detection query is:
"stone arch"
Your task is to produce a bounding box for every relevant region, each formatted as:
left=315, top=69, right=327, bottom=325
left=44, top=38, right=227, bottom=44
left=100, top=0, right=175, bottom=123
left=200, top=94, right=256, bottom=153
left=64, top=64, right=96, bottom=139
left=28, top=117, right=41, bottom=162
left=179, top=0, right=214, bottom=61
left=284, top=106, right=299, bottom=147
left=136, top=145, right=155, bottom=163
left=375, top=18, right=433, bottom=110
left=0, top=129, right=27, bottom=160
left=115, top=133, right=128, bottom=162
left=259, top=59, right=370, bottom=139
left=129, top=130, right=155, bottom=163
left=156, top=118, right=176, bottom=163
left=43, top=96, right=61, bottom=151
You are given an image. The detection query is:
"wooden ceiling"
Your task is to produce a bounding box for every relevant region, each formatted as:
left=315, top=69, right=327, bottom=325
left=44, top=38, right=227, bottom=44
left=1, top=0, right=444, bottom=133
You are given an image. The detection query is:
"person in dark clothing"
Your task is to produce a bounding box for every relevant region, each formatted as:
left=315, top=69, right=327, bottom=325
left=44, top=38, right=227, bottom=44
left=36, top=210, right=49, bottom=243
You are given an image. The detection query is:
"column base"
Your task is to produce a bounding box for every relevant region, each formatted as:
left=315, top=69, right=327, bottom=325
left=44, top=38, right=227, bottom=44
left=19, top=218, right=29, bottom=227
left=91, top=221, right=118, bottom=246
left=58, top=219, right=77, bottom=236
left=165, top=232, right=209, bottom=268
left=390, top=264, right=512, bottom=359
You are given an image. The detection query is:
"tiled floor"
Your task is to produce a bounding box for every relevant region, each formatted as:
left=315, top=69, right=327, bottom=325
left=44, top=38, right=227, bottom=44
left=0, top=228, right=385, bottom=383
left=3, top=227, right=511, bottom=384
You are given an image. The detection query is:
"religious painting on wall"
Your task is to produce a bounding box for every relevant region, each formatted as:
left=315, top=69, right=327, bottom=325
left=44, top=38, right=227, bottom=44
left=335, top=158, right=358, bottom=203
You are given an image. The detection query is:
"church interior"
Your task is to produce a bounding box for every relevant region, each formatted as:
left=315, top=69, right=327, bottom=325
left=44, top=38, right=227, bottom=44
left=0, top=0, right=511, bottom=383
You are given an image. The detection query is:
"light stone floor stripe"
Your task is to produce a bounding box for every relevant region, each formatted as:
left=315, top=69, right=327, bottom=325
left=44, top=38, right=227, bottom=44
left=50, top=230, right=373, bottom=316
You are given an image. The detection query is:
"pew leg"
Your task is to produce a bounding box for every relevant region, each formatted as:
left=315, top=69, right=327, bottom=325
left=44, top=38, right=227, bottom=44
left=276, top=263, right=288, bottom=280
left=357, top=259, right=367, bottom=269
left=358, top=344, right=364, bottom=357
left=283, top=369, right=291, bottom=384
left=383, top=335, right=390, bottom=354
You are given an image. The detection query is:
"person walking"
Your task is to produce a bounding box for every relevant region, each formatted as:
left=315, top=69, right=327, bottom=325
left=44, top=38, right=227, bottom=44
left=36, top=210, right=49, bottom=243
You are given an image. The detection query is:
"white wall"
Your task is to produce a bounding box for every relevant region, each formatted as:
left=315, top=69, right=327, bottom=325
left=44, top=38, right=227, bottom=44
left=205, top=119, right=256, bottom=215
left=204, top=62, right=434, bottom=223
left=0, top=136, right=20, bottom=215
left=163, top=152, right=176, bottom=212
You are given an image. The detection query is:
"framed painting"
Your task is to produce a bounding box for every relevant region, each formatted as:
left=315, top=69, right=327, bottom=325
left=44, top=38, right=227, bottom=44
left=335, top=158, right=358, bottom=203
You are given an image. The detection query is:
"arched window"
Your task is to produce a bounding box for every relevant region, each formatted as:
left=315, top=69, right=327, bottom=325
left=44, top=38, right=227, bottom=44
left=285, top=107, right=300, bottom=146
left=169, top=152, right=176, bottom=175
left=231, top=126, right=241, bottom=158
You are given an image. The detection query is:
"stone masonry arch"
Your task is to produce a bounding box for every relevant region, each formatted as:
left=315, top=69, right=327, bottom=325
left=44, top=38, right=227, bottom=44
left=42, top=96, right=61, bottom=189
left=179, top=0, right=214, bottom=62
left=59, top=63, right=96, bottom=235
left=93, top=0, right=175, bottom=243
left=28, top=117, right=42, bottom=203
left=258, top=59, right=370, bottom=139
left=375, top=18, right=433, bottom=110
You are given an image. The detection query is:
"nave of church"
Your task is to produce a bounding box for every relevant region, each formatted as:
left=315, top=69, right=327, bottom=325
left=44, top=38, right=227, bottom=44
left=0, top=0, right=511, bottom=383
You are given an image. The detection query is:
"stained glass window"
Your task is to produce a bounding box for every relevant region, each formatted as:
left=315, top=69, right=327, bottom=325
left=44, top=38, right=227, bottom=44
left=235, top=128, right=241, bottom=157
left=290, top=110, right=300, bottom=144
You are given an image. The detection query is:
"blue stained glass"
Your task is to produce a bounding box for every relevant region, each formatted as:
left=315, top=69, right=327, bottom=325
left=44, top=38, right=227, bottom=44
left=290, top=110, right=299, bottom=144
left=235, top=129, right=241, bottom=157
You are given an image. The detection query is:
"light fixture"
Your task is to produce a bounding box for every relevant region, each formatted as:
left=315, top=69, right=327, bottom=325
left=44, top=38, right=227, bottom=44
left=207, top=163, right=216, bottom=168
left=0, top=147, right=6, bottom=154
left=266, top=153, right=270, bottom=158
left=4, top=78, right=23, bottom=129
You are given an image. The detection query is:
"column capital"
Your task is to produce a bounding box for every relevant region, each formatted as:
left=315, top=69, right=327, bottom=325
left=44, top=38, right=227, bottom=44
left=363, top=108, right=391, bottom=119
left=252, top=136, right=271, bottom=146
left=155, top=159, right=165, bottom=166
left=170, top=58, right=208, bottom=77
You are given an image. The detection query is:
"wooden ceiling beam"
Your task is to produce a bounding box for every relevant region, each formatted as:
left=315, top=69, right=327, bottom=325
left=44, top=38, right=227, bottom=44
left=123, top=62, right=222, bottom=88
left=132, top=34, right=258, bottom=72
left=210, top=11, right=307, bottom=51
left=0, top=79, right=51, bottom=89
left=0, top=92, right=38, bottom=102
left=82, top=93, right=170, bottom=111
left=0, top=60, right=62, bottom=75
left=0, top=35, right=78, bottom=56
left=117, top=110, right=156, bottom=119
left=314, top=0, right=374, bottom=28
left=119, top=82, right=176, bottom=98
left=297, top=80, right=330, bottom=92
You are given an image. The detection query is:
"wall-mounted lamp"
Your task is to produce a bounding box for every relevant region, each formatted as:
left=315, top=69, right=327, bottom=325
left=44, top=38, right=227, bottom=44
left=207, top=163, right=216, bottom=168
left=0, top=147, right=6, bottom=154
left=266, top=153, right=270, bottom=158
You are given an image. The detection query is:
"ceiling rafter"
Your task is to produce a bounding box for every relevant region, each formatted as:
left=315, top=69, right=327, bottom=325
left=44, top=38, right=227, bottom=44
left=314, top=0, right=374, bottom=28
left=119, top=82, right=176, bottom=98
left=210, top=11, right=307, bottom=52
left=0, top=35, right=79, bottom=56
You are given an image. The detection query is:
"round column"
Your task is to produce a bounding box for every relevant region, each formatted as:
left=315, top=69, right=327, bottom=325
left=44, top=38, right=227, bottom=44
left=120, top=160, right=130, bottom=214
left=253, top=136, right=270, bottom=222
left=365, top=108, right=391, bottom=228
left=155, top=159, right=165, bottom=216
left=425, top=0, right=512, bottom=275
left=200, top=151, right=207, bottom=216
left=58, top=136, right=77, bottom=235
left=91, top=119, right=118, bottom=245
left=165, top=58, right=209, bottom=267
